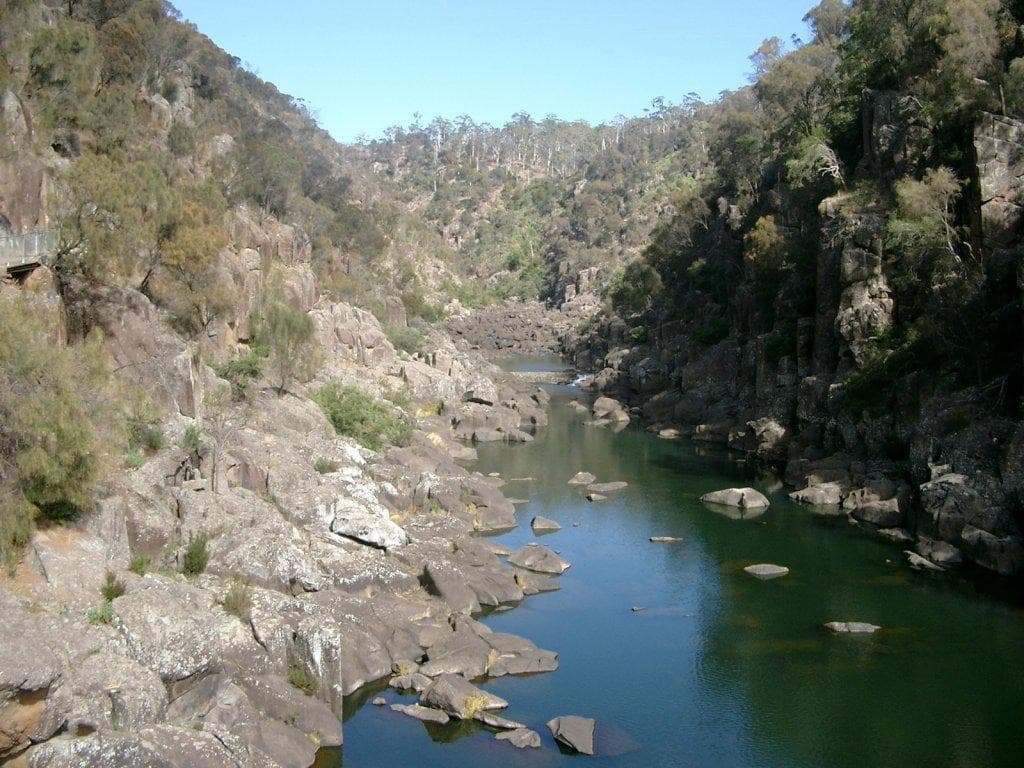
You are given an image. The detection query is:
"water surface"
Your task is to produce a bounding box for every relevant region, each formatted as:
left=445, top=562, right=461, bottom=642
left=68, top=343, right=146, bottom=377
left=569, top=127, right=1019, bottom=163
left=340, top=368, right=1024, bottom=767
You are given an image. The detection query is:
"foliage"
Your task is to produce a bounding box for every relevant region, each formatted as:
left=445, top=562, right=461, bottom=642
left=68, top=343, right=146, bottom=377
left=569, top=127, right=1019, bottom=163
left=214, top=351, right=264, bottom=400
left=385, top=323, right=424, bottom=355
left=222, top=580, right=252, bottom=623
left=743, top=215, right=787, bottom=276
left=150, top=181, right=234, bottom=334
left=181, top=424, right=202, bottom=456
left=288, top=665, right=318, bottom=696
left=313, top=384, right=413, bottom=451
left=314, top=457, right=339, bottom=474
left=86, top=599, right=116, bottom=625
left=129, top=553, right=150, bottom=576
left=182, top=532, right=209, bottom=576
left=260, top=300, right=319, bottom=395
left=608, top=260, right=663, bottom=316
left=102, top=570, right=125, bottom=601
left=887, top=168, right=963, bottom=258
left=0, top=298, right=120, bottom=534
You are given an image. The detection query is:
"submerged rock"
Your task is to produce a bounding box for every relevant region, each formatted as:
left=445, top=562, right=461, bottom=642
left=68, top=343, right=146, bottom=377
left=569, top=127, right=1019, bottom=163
left=495, top=728, right=541, bottom=748
left=391, top=703, right=450, bottom=725
left=586, top=493, right=607, bottom=502
left=508, top=544, right=571, bottom=574
left=474, top=711, right=526, bottom=730
left=743, top=563, right=789, bottom=580
left=568, top=471, right=596, bottom=485
left=547, top=715, right=596, bottom=755
left=587, top=481, right=628, bottom=494
left=649, top=536, right=683, bottom=543
left=824, top=621, right=881, bottom=634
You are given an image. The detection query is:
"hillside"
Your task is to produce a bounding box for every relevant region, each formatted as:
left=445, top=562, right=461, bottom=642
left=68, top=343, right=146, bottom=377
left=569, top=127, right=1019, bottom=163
left=2, top=0, right=1024, bottom=764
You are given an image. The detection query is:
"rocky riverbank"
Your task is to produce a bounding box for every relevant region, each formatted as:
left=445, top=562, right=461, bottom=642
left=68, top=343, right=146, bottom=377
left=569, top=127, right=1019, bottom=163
left=0, top=286, right=570, bottom=766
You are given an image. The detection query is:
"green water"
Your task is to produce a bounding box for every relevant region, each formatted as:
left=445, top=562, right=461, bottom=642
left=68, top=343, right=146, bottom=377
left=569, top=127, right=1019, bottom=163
left=340, top=373, right=1024, bottom=767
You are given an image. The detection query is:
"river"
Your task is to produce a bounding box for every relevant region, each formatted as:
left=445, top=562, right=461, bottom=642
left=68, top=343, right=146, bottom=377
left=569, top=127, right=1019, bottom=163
left=338, top=361, right=1024, bottom=767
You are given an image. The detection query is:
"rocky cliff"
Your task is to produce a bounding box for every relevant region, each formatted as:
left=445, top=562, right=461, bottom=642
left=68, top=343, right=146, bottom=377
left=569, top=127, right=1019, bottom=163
left=571, top=109, right=1024, bottom=580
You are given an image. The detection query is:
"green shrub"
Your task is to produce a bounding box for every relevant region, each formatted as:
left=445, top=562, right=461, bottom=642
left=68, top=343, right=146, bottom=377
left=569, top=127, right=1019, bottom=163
left=627, top=325, right=648, bottom=343
left=313, top=384, right=413, bottom=451
left=314, top=457, right=339, bottom=474
left=128, top=420, right=165, bottom=453
left=86, top=600, right=115, bottom=626
left=214, top=351, right=264, bottom=399
left=222, top=580, right=252, bottom=623
left=181, top=425, right=202, bottom=455
left=384, top=324, right=424, bottom=355
left=0, top=493, right=36, bottom=575
left=182, top=532, right=209, bottom=576
left=288, top=665, right=318, bottom=696
left=102, top=570, right=125, bottom=601
left=129, top=553, right=150, bottom=576
left=124, top=450, right=145, bottom=469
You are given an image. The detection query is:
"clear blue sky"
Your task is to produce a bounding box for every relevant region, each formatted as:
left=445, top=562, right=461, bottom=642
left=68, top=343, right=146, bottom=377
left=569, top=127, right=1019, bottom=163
left=170, top=0, right=819, bottom=143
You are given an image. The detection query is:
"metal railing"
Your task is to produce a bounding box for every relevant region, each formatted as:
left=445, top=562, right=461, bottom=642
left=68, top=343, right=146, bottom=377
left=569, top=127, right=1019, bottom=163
left=0, top=228, right=59, bottom=271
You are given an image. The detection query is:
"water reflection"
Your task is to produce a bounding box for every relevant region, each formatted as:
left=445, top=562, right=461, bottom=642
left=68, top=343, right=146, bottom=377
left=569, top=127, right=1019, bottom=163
left=340, top=372, right=1024, bottom=768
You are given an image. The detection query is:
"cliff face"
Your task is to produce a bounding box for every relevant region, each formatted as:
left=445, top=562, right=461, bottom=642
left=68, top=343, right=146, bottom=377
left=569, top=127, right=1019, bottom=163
left=574, top=108, right=1024, bottom=579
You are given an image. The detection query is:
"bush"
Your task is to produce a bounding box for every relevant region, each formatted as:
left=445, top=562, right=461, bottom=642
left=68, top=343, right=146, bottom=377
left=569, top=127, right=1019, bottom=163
left=314, top=457, right=339, bottom=474
left=182, top=532, right=209, bottom=576
left=124, top=450, right=145, bottom=469
left=262, top=300, right=319, bottom=395
left=222, top=580, right=252, bottom=623
left=288, top=665, right=318, bottom=696
left=102, top=570, right=125, bottom=601
left=129, top=553, right=150, bottom=576
left=128, top=420, right=165, bottom=453
left=0, top=493, right=36, bottom=575
left=312, top=384, right=413, bottom=451
left=608, top=260, right=662, bottom=316
left=214, top=351, right=264, bottom=400
left=1, top=298, right=121, bottom=551
left=181, top=425, right=202, bottom=455
left=86, top=600, right=115, bottom=626
left=384, top=324, right=424, bottom=355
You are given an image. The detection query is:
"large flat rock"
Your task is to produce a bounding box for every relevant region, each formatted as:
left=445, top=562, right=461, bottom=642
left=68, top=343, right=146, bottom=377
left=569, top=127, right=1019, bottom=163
left=419, top=674, right=507, bottom=719
left=547, top=715, right=596, bottom=755
left=507, top=544, right=570, bottom=574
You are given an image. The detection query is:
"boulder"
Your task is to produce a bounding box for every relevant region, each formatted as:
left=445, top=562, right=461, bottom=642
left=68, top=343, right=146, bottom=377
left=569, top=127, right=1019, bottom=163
left=915, top=537, right=963, bottom=568
left=390, top=703, right=450, bottom=725
left=649, top=536, right=683, bottom=543
left=700, top=488, right=770, bottom=510
left=743, top=563, right=789, bottom=580
left=586, top=493, right=607, bottom=502
left=789, top=482, right=843, bottom=507
left=419, top=674, right=507, bottom=719
left=327, top=499, right=409, bottom=550
left=959, top=525, right=1024, bottom=576
left=568, top=471, right=597, bottom=485
left=531, top=516, right=562, bottom=534
left=495, top=728, right=541, bottom=748
left=507, top=545, right=571, bottom=575
left=593, top=396, right=630, bottom=423
left=547, top=715, right=596, bottom=755
left=904, top=551, right=945, bottom=572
